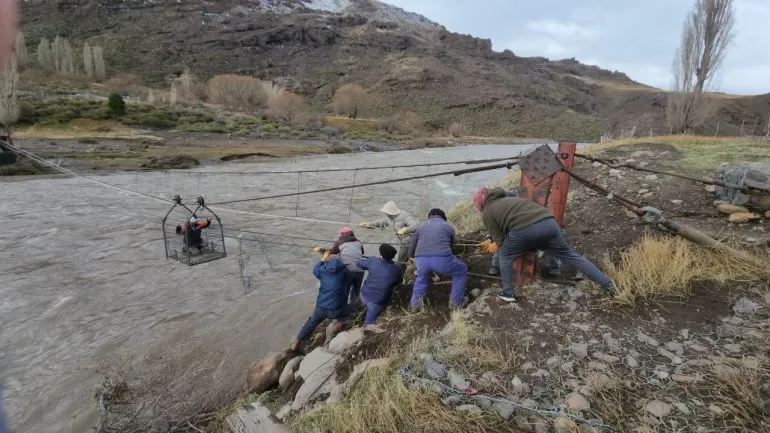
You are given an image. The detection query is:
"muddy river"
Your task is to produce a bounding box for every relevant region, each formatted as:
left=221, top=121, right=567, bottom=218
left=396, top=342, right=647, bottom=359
left=0, top=144, right=537, bottom=433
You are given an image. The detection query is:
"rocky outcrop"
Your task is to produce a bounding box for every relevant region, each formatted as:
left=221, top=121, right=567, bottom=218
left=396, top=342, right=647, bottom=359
left=247, top=350, right=292, bottom=393
left=226, top=402, right=290, bottom=433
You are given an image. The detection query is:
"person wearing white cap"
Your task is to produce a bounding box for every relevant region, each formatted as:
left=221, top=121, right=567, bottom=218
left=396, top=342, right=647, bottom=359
left=360, top=200, right=420, bottom=264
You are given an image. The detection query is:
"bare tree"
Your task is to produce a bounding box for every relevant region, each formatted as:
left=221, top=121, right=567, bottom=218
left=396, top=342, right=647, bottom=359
left=268, top=91, right=307, bottom=122
left=205, top=74, right=268, bottom=111
left=14, top=32, right=27, bottom=69
left=0, top=56, right=19, bottom=129
left=169, top=82, right=178, bottom=106
left=448, top=121, right=464, bottom=138
left=173, top=69, right=199, bottom=103
left=92, top=46, right=106, bottom=81
left=83, top=43, right=94, bottom=79
left=668, top=0, right=735, bottom=132
left=147, top=88, right=156, bottom=105
left=37, top=38, right=52, bottom=70
left=332, top=84, right=369, bottom=119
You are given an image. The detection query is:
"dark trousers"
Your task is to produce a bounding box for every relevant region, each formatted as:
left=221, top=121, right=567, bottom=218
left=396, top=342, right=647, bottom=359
left=296, top=305, right=353, bottom=341
left=345, top=270, right=365, bottom=305
left=499, top=218, right=613, bottom=297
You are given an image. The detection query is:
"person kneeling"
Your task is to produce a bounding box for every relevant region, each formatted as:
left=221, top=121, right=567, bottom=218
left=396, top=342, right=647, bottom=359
left=356, top=244, right=405, bottom=326
left=290, top=254, right=352, bottom=351
left=408, top=208, right=468, bottom=311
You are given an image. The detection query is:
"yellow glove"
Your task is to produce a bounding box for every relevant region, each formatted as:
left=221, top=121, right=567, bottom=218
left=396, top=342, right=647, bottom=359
left=311, top=247, right=322, bottom=253
left=477, top=240, right=492, bottom=252
left=487, top=242, right=499, bottom=254
left=360, top=222, right=371, bottom=229
left=408, top=257, right=415, bottom=265
left=397, top=227, right=409, bottom=236
left=322, top=251, right=331, bottom=262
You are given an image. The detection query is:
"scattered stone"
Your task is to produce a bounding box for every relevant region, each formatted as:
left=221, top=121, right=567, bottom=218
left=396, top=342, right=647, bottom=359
left=455, top=404, right=482, bottom=415
left=671, top=374, right=703, bottom=383
left=713, top=200, right=729, bottom=207
left=345, top=358, right=390, bottom=391
left=448, top=371, right=470, bottom=390
left=226, top=402, right=290, bottom=433
left=546, top=356, right=563, bottom=367
left=638, top=188, right=650, bottom=194
left=705, top=184, right=717, bottom=193
left=442, top=396, right=463, bottom=407
left=658, top=348, right=684, bottom=365
left=709, top=404, right=725, bottom=416
left=630, top=150, right=655, bottom=158
left=328, top=328, right=364, bottom=354
left=609, top=168, right=622, bottom=177
left=588, top=361, right=608, bottom=371
left=470, top=288, right=482, bottom=298
left=680, top=329, right=690, bottom=340
left=729, top=212, right=760, bottom=223
left=733, top=297, right=762, bottom=316
left=625, top=355, right=640, bottom=368
left=766, top=210, right=770, bottom=218
left=644, top=174, right=658, bottom=181
left=565, top=392, right=591, bottom=411
left=717, top=203, right=750, bottom=215
left=655, top=370, right=670, bottom=380
left=278, top=356, right=304, bottom=390
left=534, top=423, right=550, bottom=433
left=592, top=161, right=602, bottom=168
left=571, top=323, right=591, bottom=332
left=426, top=360, right=447, bottom=380
left=493, top=401, right=515, bottom=420
left=292, top=348, right=342, bottom=410
left=531, top=369, right=550, bottom=378
left=521, top=399, right=538, bottom=409
left=520, top=361, right=535, bottom=372
left=666, top=341, right=684, bottom=353
left=688, top=343, right=708, bottom=352
left=646, top=400, right=673, bottom=418
left=276, top=404, right=292, bottom=421
left=643, top=192, right=654, bottom=198
left=671, top=199, right=683, bottom=204
left=592, top=352, right=621, bottom=364
left=247, top=350, right=292, bottom=393
left=554, top=417, right=579, bottom=433
left=480, top=371, right=502, bottom=386
left=723, top=343, right=742, bottom=354
left=560, top=361, right=575, bottom=374
left=637, top=331, right=660, bottom=347
left=672, top=402, right=690, bottom=415
left=569, top=343, right=589, bottom=358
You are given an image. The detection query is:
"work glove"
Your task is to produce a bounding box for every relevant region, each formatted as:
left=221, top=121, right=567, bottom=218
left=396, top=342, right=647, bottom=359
left=397, top=227, right=409, bottom=236
left=478, top=240, right=498, bottom=254
left=486, top=242, right=499, bottom=254
left=360, top=222, right=371, bottom=229
left=322, top=251, right=331, bottom=262
left=408, top=257, right=415, bottom=265
left=311, top=247, right=322, bottom=253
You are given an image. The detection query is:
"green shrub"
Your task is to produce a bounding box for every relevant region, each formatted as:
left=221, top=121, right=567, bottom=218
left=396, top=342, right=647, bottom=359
left=107, top=93, right=127, bottom=118
left=134, top=113, right=176, bottom=129
left=233, top=128, right=249, bottom=137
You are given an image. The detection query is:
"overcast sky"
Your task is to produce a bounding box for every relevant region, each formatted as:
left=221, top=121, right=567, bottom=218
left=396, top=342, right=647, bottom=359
left=381, top=0, right=770, bottom=95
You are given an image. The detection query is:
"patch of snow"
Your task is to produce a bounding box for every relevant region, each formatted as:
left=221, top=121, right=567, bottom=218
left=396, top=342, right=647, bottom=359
left=302, top=0, right=351, bottom=13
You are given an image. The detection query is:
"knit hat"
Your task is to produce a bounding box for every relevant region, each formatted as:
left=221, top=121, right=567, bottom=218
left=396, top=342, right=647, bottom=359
left=428, top=208, right=447, bottom=221
left=339, top=226, right=354, bottom=235
left=473, top=187, right=489, bottom=212
left=379, top=244, right=397, bottom=261
left=379, top=201, right=401, bottom=216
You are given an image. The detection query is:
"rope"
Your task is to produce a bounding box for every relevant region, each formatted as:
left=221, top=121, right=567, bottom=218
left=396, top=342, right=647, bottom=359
left=208, top=160, right=519, bottom=206
left=398, top=366, right=612, bottom=429
left=136, top=156, right=522, bottom=176
left=347, top=169, right=358, bottom=224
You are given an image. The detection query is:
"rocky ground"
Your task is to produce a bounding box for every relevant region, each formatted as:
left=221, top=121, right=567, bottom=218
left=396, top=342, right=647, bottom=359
left=227, top=143, right=770, bottom=433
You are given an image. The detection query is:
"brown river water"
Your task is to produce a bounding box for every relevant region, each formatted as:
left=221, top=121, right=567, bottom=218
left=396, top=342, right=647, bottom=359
left=0, top=144, right=538, bottom=433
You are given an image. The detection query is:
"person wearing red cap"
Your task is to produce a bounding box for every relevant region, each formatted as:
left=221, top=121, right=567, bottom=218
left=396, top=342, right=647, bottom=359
left=312, top=227, right=365, bottom=304
left=475, top=187, right=614, bottom=302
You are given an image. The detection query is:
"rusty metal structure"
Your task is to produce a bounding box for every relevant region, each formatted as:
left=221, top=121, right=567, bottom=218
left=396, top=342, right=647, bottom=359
left=162, top=195, right=226, bottom=266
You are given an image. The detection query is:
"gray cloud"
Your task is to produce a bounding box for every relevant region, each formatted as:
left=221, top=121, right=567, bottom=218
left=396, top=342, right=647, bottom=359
left=381, top=0, right=770, bottom=95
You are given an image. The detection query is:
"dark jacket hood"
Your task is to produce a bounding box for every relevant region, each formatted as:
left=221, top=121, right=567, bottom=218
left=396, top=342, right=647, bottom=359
left=324, top=258, right=347, bottom=273
left=485, top=187, right=507, bottom=206
left=338, top=232, right=359, bottom=243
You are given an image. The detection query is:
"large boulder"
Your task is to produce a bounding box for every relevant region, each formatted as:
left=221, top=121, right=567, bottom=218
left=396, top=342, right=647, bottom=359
left=292, top=347, right=342, bottom=410
left=328, top=328, right=365, bottom=354
left=226, top=402, right=290, bottom=433
left=247, top=350, right=292, bottom=393
left=715, top=164, right=770, bottom=211
left=279, top=356, right=304, bottom=390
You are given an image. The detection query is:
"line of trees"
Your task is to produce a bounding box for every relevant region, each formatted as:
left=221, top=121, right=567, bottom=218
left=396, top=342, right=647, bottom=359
left=33, top=34, right=107, bottom=81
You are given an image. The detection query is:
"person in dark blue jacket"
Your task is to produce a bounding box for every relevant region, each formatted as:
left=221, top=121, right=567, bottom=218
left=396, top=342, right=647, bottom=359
left=290, top=255, right=351, bottom=351
left=356, top=244, right=404, bottom=326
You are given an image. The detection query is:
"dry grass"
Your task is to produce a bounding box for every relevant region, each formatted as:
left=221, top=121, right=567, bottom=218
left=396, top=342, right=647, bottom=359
left=584, top=135, right=768, bottom=154
left=604, top=235, right=770, bottom=305
left=705, top=362, right=769, bottom=428
left=14, top=121, right=151, bottom=139
left=583, top=371, right=640, bottom=429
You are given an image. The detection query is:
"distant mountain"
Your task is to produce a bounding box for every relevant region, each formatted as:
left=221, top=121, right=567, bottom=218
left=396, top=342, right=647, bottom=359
left=19, top=0, right=769, bottom=139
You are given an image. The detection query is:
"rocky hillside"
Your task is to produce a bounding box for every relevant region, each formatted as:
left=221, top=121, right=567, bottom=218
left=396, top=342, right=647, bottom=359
left=19, top=0, right=770, bottom=140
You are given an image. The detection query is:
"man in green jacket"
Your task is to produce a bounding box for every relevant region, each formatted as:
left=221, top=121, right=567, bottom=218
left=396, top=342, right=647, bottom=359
left=475, top=187, right=614, bottom=302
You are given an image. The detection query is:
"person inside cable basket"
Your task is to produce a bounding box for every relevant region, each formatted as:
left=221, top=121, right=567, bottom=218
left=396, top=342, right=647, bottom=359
left=175, top=215, right=211, bottom=254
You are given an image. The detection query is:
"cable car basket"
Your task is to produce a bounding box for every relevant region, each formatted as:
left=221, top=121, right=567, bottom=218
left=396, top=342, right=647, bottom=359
left=162, top=196, right=226, bottom=266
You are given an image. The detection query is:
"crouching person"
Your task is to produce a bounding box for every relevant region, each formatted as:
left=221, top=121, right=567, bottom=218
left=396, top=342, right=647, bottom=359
left=475, top=187, right=615, bottom=302
left=356, top=244, right=405, bottom=326
left=409, top=208, right=468, bottom=311
left=313, top=227, right=366, bottom=305
left=290, top=254, right=352, bottom=351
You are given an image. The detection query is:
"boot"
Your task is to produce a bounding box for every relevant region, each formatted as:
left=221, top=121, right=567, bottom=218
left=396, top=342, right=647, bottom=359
left=488, top=266, right=500, bottom=276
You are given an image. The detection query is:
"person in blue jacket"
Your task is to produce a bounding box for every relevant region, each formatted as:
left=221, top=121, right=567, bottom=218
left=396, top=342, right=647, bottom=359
left=290, top=254, right=351, bottom=351
left=356, top=244, right=405, bottom=326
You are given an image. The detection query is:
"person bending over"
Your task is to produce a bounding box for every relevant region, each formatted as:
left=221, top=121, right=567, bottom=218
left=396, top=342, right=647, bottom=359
left=356, top=244, right=404, bottom=326
left=313, top=227, right=365, bottom=305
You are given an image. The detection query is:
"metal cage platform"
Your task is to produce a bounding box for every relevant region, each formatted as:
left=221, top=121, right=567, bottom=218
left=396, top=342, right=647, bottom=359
left=162, top=196, right=226, bottom=266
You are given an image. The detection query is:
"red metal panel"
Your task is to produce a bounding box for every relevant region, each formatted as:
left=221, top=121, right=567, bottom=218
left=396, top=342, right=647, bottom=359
left=514, top=154, right=553, bottom=285
left=548, top=141, right=576, bottom=228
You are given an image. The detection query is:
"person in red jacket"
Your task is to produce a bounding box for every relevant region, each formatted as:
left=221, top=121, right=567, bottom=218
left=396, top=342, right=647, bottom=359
left=175, top=215, right=211, bottom=253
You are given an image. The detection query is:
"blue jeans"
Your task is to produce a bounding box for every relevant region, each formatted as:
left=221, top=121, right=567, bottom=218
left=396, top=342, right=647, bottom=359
left=361, top=294, right=387, bottom=325
left=345, top=270, right=365, bottom=305
left=296, top=305, right=353, bottom=341
left=499, top=218, right=612, bottom=297
left=493, top=251, right=561, bottom=274
left=412, top=255, right=468, bottom=307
